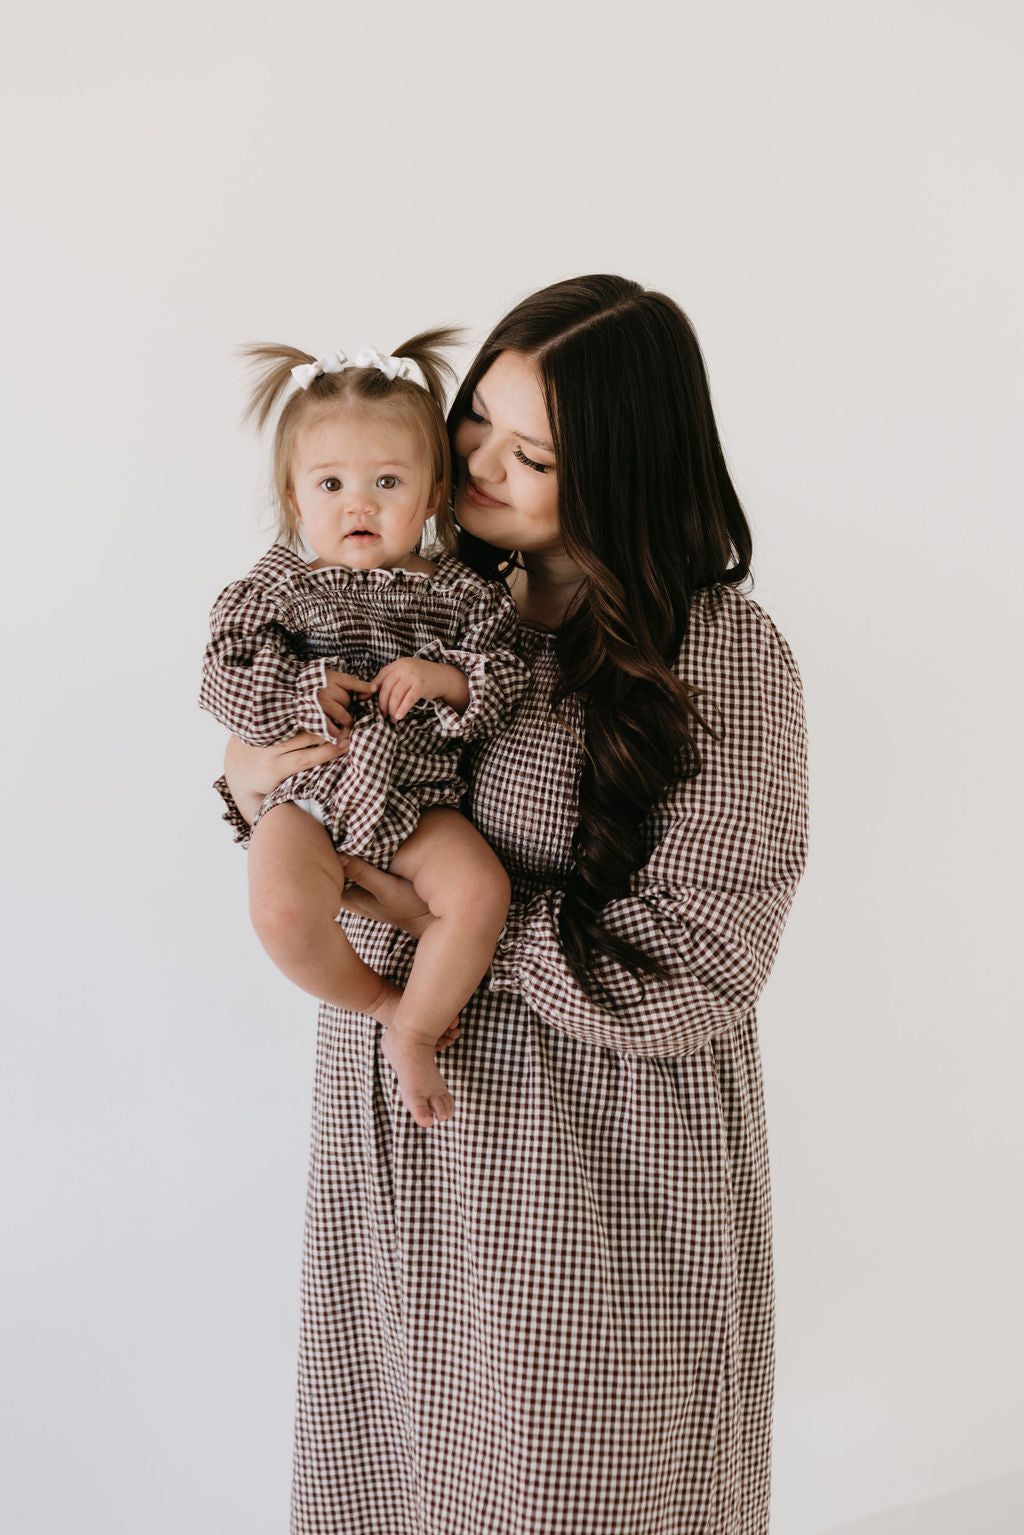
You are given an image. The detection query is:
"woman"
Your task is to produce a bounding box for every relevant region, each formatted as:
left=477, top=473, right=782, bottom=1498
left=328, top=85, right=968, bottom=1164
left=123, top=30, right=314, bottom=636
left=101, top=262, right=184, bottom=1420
left=223, top=275, right=808, bottom=1534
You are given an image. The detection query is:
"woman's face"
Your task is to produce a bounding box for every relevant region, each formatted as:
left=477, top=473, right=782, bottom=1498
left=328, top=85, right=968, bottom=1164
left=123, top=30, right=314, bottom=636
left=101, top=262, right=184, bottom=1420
left=453, top=351, right=562, bottom=555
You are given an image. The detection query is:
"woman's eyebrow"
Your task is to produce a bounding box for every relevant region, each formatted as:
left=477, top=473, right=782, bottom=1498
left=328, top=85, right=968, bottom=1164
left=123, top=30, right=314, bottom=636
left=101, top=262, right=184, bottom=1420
left=474, top=388, right=554, bottom=454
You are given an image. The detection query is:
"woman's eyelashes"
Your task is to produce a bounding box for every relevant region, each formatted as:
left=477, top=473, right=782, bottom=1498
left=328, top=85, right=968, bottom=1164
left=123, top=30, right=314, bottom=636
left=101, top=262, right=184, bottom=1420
left=513, top=444, right=551, bottom=474
left=463, top=405, right=554, bottom=474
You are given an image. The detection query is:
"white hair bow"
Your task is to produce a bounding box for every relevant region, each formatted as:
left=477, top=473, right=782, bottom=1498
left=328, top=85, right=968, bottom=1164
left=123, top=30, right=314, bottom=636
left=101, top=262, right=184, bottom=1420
left=290, top=350, right=348, bottom=389
left=354, top=346, right=413, bottom=381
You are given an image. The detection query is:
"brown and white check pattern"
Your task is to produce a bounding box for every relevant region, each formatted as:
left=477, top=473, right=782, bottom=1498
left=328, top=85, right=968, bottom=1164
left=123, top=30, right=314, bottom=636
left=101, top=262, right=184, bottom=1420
left=272, top=582, right=808, bottom=1534
left=201, top=545, right=528, bottom=861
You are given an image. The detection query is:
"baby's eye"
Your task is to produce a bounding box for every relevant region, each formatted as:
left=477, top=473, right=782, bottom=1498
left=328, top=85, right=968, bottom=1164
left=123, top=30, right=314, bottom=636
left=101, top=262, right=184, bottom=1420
left=376, top=474, right=399, bottom=490
left=319, top=476, right=342, bottom=492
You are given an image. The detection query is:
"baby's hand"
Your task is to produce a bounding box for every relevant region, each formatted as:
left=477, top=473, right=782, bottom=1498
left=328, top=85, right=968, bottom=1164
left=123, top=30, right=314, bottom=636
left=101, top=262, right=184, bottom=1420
left=373, top=658, right=469, bottom=721
left=317, top=670, right=376, bottom=737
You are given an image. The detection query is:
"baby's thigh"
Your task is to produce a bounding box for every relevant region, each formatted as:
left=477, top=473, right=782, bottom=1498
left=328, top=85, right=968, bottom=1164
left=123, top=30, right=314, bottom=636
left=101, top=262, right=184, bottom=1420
left=248, top=803, right=345, bottom=900
left=390, top=810, right=510, bottom=914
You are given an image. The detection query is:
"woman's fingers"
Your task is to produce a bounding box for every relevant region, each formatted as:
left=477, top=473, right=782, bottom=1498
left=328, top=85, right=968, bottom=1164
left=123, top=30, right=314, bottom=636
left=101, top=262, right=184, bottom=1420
left=287, top=738, right=349, bottom=769
left=341, top=854, right=397, bottom=899
left=336, top=888, right=389, bottom=923
left=338, top=854, right=432, bottom=937
left=436, top=1019, right=461, bottom=1052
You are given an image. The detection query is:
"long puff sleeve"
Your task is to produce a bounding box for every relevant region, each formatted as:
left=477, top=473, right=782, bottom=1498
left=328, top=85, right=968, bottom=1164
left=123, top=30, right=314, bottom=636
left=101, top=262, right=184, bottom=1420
left=200, top=571, right=335, bottom=745
left=414, top=582, right=531, bottom=741
left=487, top=589, right=808, bottom=1059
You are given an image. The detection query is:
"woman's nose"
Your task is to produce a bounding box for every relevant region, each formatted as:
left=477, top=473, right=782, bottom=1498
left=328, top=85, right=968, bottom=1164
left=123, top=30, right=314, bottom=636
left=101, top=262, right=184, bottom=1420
left=467, top=436, right=504, bottom=485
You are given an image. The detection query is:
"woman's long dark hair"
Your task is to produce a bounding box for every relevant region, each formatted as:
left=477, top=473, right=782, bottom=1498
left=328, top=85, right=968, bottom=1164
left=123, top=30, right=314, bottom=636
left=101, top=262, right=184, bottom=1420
left=450, top=275, right=752, bottom=999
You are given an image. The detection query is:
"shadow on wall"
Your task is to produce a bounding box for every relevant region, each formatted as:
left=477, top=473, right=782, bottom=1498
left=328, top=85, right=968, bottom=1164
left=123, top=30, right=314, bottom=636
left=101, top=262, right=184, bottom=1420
left=820, top=1469, right=1024, bottom=1535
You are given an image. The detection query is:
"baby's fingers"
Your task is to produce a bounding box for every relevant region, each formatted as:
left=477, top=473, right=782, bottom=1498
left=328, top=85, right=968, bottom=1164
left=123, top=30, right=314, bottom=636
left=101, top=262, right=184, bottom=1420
left=375, top=675, right=395, bottom=719
left=324, top=669, right=376, bottom=697
left=391, top=682, right=420, bottom=721
left=322, top=701, right=354, bottom=732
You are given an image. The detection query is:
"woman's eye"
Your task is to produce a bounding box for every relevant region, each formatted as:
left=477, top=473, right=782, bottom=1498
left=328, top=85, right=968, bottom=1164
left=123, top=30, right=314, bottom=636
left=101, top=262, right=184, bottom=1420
left=464, top=407, right=486, bottom=425
left=319, top=477, right=342, bottom=492
left=376, top=474, right=399, bottom=490
left=513, top=444, right=551, bottom=475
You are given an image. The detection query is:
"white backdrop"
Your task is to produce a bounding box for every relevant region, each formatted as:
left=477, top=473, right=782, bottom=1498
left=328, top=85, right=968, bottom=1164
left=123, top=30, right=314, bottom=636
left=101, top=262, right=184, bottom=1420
left=2, top=2, right=1021, bottom=1532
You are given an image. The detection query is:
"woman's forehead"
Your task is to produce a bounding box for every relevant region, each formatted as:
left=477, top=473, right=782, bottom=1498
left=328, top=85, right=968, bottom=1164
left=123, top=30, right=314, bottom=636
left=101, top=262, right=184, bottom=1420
left=475, top=351, right=552, bottom=447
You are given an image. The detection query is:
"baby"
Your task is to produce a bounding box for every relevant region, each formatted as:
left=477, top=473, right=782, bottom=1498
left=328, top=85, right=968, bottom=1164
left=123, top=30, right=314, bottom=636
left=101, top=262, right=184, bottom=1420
left=201, top=333, right=527, bottom=1127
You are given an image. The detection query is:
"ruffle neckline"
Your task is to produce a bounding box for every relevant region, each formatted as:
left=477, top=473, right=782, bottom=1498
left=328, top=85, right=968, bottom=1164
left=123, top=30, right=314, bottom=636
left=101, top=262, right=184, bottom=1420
left=250, top=544, right=484, bottom=596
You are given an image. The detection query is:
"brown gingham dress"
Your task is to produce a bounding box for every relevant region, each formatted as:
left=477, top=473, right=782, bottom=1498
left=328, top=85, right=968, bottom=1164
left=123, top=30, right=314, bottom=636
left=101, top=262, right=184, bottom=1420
left=219, top=581, right=807, bottom=1534
left=201, top=546, right=527, bottom=861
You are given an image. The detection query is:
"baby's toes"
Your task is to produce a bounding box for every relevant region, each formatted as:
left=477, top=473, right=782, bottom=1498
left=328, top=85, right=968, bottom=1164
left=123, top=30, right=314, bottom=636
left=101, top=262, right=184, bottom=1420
left=406, top=1095, right=438, bottom=1131
left=429, top=1092, right=455, bottom=1125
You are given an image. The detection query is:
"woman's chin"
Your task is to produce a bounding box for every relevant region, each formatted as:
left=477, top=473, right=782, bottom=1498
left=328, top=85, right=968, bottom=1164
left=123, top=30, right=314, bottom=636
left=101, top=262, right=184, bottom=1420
left=454, top=494, right=503, bottom=545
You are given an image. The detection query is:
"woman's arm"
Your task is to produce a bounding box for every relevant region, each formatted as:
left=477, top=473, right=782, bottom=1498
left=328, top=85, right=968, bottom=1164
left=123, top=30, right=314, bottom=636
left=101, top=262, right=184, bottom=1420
left=339, top=602, right=807, bottom=1060
left=485, top=603, right=809, bottom=1059
left=220, top=733, right=348, bottom=828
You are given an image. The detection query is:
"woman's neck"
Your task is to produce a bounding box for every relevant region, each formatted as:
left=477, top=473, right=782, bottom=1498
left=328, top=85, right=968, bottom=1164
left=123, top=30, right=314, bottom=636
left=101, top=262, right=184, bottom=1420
left=510, top=550, right=585, bottom=629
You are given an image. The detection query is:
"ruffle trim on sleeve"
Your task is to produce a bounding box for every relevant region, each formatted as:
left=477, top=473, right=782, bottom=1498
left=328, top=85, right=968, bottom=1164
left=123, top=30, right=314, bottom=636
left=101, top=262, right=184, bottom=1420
left=487, top=898, right=535, bottom=994
left=290, top=655, right=334, bottom=738
left=213, top=775, right=252, bottom=848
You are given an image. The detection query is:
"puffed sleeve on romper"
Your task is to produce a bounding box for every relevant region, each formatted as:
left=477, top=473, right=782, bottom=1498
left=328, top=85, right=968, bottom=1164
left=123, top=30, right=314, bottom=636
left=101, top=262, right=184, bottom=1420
left=488, top=588, right=809, bottom=1059
left=200, top=564, right=338, bottom=746
left=414, top=574, right=530, bottom=740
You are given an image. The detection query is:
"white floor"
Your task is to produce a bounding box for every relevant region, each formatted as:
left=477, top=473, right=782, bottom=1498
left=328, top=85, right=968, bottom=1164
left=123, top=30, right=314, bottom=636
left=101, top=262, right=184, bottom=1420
left=819, top=1469, right=1024, bottom=1535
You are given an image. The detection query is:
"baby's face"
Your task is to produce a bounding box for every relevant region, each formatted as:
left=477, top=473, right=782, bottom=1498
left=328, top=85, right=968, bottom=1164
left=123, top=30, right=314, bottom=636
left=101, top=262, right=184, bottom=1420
left=289, top=403, right=439, bottom=571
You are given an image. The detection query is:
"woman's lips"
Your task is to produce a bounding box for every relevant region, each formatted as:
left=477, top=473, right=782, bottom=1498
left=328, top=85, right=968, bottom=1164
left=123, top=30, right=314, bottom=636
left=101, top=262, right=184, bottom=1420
left=462, top=476, right=506, bottom=509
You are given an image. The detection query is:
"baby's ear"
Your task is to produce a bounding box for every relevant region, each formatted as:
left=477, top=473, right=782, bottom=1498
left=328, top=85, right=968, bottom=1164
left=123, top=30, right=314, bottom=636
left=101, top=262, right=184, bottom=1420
left=426, top=482, right=443, bottom=517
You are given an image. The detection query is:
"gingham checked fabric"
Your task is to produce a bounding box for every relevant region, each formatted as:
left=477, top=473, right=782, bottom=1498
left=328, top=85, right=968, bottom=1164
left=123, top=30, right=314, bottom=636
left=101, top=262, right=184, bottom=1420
left=280, top=582, right=808, bottom=1534
left=200, top=545, right=528, bottom=860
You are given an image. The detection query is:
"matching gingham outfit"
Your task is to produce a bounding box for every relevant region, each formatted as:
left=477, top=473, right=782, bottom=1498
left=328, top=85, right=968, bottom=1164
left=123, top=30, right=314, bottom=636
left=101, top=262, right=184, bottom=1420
left=201, top=545, right=527, bottom=861
left=217, top=581, right=808, bottom=1534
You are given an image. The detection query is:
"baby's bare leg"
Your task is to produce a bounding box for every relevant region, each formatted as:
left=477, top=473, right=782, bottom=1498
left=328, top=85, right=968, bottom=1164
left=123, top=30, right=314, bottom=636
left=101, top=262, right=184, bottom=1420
left=380, top=809, right=511, bottom=1129
left=248, top=804, right=398, bottom=1020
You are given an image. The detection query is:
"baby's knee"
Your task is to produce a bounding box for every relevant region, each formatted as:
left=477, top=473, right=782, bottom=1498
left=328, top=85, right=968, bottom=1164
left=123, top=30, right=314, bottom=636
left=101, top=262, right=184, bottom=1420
left=249, top=873, right=309, bottom=953
left=449, top=860, right=511, bottom=934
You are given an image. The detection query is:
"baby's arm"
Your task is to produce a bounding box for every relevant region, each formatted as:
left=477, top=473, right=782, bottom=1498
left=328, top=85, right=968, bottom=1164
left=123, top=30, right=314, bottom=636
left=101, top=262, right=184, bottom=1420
left=373, top=658, right=469, bottom=722
left=411, top=582, right=530, bottom=740
left=201, top=573, right=371, bottom=744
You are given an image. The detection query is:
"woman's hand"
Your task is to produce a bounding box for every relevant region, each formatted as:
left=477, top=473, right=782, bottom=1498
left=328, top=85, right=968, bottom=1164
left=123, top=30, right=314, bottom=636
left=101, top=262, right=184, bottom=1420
left=224, top=732, right=347, bottom=828
left=339, top=855, right=462, bottom=1050
left=337, top=855, right=433, bottom=939
left=223, top=670, right=371, bottom=825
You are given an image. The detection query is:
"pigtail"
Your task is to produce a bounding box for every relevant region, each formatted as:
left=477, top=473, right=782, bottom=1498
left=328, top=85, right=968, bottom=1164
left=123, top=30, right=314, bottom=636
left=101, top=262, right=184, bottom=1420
left=388, top=328, right=464, bottom=550
left=240, top=343, right=316, bottom=429
left=390, top=328, right=463, bottom=414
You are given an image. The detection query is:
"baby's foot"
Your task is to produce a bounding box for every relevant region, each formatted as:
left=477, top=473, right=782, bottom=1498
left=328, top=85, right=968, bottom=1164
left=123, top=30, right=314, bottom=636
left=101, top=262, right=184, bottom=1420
left=380, top=1028, right=454, bottom=1129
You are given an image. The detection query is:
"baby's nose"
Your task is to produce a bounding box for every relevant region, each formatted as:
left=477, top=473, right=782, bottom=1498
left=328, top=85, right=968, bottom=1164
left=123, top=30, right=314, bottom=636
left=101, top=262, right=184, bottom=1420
left=344, top=490, right=378, bottom=515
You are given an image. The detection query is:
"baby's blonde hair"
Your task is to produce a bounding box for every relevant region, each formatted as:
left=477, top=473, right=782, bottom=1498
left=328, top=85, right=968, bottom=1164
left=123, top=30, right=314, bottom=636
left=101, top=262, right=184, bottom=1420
left=243, top=328, right=462, bottom=552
